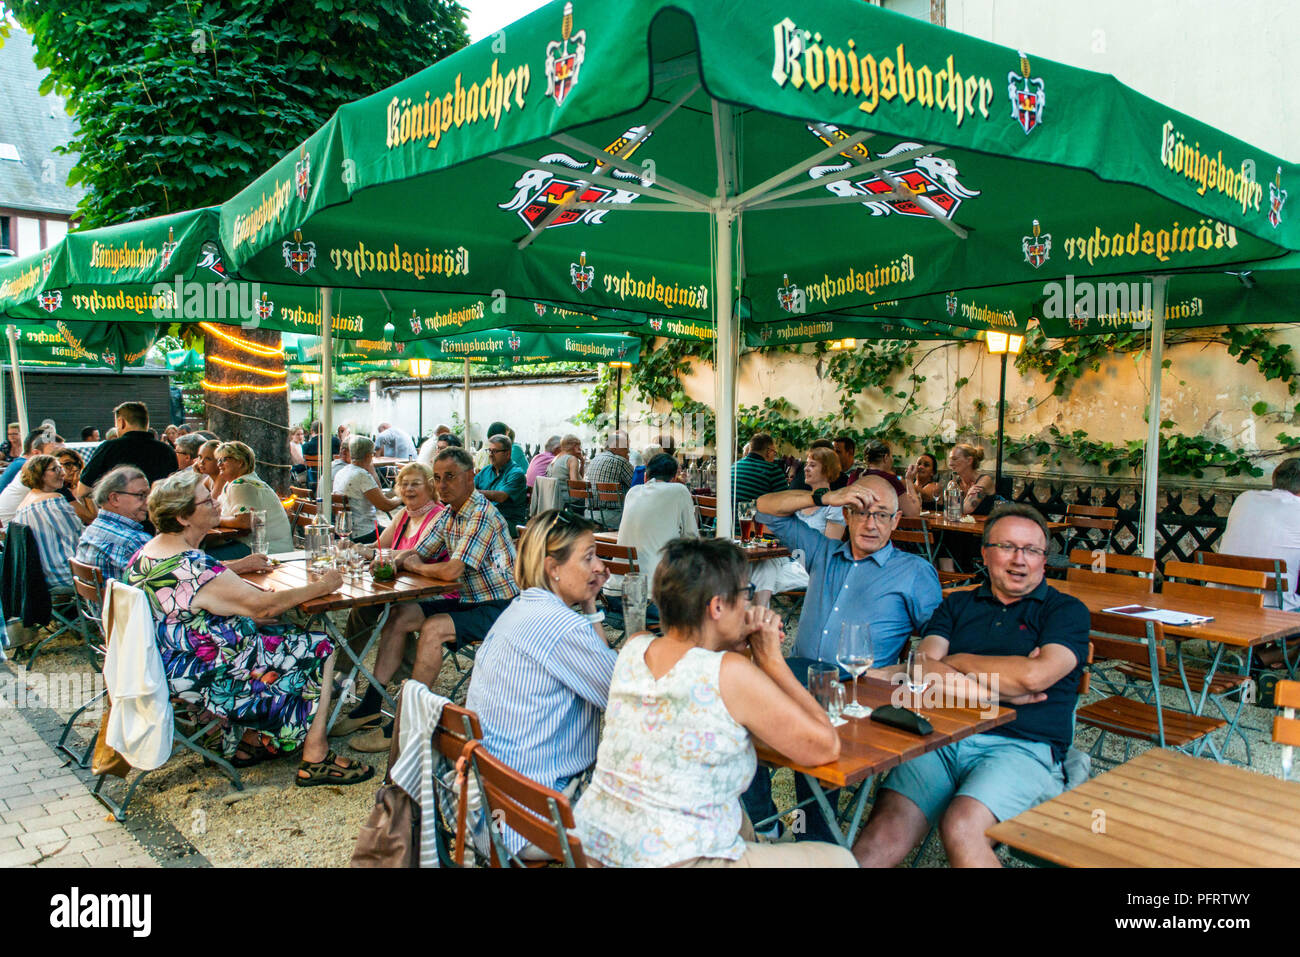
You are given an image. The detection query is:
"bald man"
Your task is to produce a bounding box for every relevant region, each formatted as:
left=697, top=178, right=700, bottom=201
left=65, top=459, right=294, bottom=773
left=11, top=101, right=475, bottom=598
left=748, top=476, right=942, bottom=841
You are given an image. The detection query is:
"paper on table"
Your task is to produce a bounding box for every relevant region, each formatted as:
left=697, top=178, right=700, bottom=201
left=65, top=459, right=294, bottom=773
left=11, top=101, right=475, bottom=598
left=1103, top=604, right=1214, bottom=626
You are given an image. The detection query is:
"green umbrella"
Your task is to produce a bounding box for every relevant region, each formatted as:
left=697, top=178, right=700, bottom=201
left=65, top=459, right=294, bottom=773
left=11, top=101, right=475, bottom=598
left=166, top=347, right=205, bottom=372
left=5, top=320, right=158, bottom=372
left=215, top=0, right=1298, bottom=538
left=423, top=329, right=641, bottom=365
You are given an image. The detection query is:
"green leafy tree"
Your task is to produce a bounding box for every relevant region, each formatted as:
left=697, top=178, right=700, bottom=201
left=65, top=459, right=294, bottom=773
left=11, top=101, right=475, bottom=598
left=5, top=0, right=468, bottom=490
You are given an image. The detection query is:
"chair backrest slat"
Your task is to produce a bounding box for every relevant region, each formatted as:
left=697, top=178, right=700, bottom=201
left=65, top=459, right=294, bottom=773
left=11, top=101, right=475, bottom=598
left=1163, top=559, right=1268, bottom=592
left=1089, top=611, right=1167, bottom=670
left=1275, top=679, right=1300, bottom=710
left=471, top=746, right=586, bottom=867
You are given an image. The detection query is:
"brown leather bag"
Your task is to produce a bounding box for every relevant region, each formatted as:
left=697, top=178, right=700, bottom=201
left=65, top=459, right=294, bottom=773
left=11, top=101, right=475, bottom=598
left=350, top=692, right=419, bottom=868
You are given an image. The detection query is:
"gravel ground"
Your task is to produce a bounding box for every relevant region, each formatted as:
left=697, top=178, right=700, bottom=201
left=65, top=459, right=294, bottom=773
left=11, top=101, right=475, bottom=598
left=13, top=611, right=1294, bottom=868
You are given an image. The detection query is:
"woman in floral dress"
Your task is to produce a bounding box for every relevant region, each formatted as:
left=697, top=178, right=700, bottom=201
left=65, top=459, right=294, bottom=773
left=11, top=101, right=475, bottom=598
left=126, top=470, right=373, bottom=786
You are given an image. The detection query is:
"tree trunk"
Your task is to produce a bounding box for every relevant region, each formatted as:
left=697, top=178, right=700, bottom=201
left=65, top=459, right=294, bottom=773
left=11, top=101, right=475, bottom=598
left=202, top=327, right=292, bottom=495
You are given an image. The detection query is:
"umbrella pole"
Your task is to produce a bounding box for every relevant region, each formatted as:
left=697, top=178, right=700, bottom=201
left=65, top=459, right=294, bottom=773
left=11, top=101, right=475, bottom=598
left=1140, top=276, right=1169, bottom=560
left=6, top=326, right=28, bottom=437
left=995, top=349, right=1008, bottom=495
left=418, top=377, right=423, bottom=442
left=615, top=364, right=622, bottom=433
left=463, top=359, right=471, bottom=449
left=319, top=288, right=333, bottom=519
left=714, top=206, right=736, bottom=540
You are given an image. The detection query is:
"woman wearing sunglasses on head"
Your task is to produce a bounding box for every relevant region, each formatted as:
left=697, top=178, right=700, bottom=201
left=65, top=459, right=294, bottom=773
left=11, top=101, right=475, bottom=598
left=460, top=508, right=617, bottom=862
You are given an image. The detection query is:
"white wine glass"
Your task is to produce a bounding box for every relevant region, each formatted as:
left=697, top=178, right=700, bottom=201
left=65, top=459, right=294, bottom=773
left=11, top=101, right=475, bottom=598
left=836, top=622, right=874, bottom=718
left=334, top=509, right=353, bottom=541
left=905, top=648, right=930, bottom=698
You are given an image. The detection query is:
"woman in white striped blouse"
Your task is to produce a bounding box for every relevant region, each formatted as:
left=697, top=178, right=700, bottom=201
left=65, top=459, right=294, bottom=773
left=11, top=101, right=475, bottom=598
left=13, top=454, right=84, bottom=593
left=464, top=508, right=616, bottom=861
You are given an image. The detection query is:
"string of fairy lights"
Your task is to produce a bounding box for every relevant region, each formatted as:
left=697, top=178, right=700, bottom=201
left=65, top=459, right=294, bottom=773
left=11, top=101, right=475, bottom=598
left=198, top=321, right=289, bottom=394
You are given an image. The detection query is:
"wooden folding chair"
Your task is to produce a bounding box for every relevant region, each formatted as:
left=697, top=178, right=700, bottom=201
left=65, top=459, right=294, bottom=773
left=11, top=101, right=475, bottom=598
left=1046, top=504, right=1118, bottom=575
left=566, top=479, right=592, bottom=520
left=596, top=541, right=641, bottom=645
left=429, top=702, right=483, bottom=867
left=290, top=500, right=319, bottom=547
left=469, top=744, right=588, bottom=868
left=894, top=516, right=976, bottom=586
left=590, top=482, right=622, bottom=530
left=1273, top=680, right=1300, bottom=781
left=1196, top=551, right=1296, bottom=677
left=58, top=559, right=109, bottom=767
left=1065, top=549, right=1155, bottom=596
left=3, top=522, right=82, bottom=671
left=1076, top=612, right=1226, bottom=765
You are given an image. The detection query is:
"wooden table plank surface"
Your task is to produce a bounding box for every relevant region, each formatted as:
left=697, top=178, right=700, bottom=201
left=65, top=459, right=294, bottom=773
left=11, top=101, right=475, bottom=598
left=919, top=512, right=1070, bottom=535
left=593, top=531, right=790, bottom=562
left=755, top=675, right=1015, bottom=788
left=987, top=749, right=1300, bottom=867
left=239, top=560, right=455, bottom=614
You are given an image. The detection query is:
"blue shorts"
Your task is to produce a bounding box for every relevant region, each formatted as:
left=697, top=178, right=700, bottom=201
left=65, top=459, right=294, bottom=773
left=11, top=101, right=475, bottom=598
left=880, top=734, right=1064, bottom=825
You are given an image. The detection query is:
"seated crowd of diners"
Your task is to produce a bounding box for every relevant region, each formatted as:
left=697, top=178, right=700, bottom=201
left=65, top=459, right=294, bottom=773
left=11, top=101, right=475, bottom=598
left=11, top=406, right=1297, bottom=867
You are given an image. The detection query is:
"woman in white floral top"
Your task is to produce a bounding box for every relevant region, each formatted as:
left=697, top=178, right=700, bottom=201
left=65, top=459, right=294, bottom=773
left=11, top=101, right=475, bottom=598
left=215, top=441, right=293, bottom=553
left=575, top=537, right=856, bottom=868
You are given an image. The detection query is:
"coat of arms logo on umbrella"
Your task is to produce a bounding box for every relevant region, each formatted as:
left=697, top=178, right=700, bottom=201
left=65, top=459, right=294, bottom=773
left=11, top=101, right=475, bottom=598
left=508, top=332, right=522, bottom=351
left=649, top=316, right=662, bottom=331
left=198, top=241, right=228, bottom=279
left=38, top=289, right=62, bottom=313
left=777, top=274, right=803, bottom=313
left=282, top=230, right=316, bottom=275
left=409, top=310, right=422, bottom=335
left=570, top=251, right=594, bottom=292
left=1008, top=52, right=1045, bottom=134
left=545, top=3, right=586, bottom=107
left=945, top=292, right=958, bottom=316
left=41, top=252, right=52, bottom=279
left=1269, top=167, right=1287, bottom=228
left=534, top=303, right=547, bottom=317
left=296, top=147, right=311, bottom=203
left=1021, top=219, right=1052, bottom=268
left=160, top=227, right=177, bottom=270
left=256, top=292, right=275, bottom=320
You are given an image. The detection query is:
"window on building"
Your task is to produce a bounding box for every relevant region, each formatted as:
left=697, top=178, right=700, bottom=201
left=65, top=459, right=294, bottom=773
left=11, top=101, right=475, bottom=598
left=0, top=217, right=11, bottom=254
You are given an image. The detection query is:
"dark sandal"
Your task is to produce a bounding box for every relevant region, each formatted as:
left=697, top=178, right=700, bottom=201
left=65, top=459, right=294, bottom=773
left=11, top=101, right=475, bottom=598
left=231, top=736, right=280, bottom=768
left=296, top=750, right=375, bottom=788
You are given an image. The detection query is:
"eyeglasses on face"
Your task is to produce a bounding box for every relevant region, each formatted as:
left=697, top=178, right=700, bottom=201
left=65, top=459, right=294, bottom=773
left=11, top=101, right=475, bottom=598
left=983, top=542, right=1048, bottom=558
left=115, top=489, right=149, bottom=500
left=844, top=507, right=898, bottom=525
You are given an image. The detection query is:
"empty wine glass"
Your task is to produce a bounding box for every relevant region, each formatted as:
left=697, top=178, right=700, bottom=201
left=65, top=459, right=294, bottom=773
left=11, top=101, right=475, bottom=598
left=334, top=509, right=353, bottom=541
left=905, top=648, right=930, bottom=698
left=836, top=622, right=874, bottom=718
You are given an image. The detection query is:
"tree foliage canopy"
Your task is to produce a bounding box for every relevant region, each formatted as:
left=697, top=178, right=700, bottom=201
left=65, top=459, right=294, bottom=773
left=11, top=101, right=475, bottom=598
left=6, top=0, right=468, bottom=226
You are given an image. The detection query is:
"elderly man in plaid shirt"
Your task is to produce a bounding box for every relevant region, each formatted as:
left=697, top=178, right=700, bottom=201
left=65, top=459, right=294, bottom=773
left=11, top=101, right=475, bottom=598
left=74, top=466, right=152, bottom=582
left=349, top=446, right=520, bottom=751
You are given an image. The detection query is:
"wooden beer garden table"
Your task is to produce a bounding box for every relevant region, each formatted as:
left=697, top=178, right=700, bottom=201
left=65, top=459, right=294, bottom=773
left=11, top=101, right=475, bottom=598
left=918, top=511, right=1071, bottom=535
left=239, top=556, right=457, bottom=730
left=593, top=530, right=790, bottom=562
left=986, top=748, right=1300, bottom=867
left=754, top=675, right=1015, bottom=848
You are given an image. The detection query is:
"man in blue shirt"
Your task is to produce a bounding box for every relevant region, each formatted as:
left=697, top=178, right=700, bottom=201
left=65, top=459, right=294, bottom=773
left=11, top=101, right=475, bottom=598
left=744, top=476, right=942, bottom=841
left=74, top=466, right=152, bottom=583
left=474, top=433, right=529, bottom=534
left=854, top=504, right=1090, bottom=868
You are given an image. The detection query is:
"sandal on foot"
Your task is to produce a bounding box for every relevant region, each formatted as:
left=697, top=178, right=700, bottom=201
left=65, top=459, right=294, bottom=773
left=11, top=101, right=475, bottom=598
left=231, top=737, right=280, bottom=768
left=296, top=750, right=374, bottom=788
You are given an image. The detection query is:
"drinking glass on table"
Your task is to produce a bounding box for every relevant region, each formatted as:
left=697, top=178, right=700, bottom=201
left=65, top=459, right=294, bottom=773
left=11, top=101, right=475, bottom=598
left=737, top=500, right=756, bottom=544
left=334, top=509, right=353, bottom=541
left=905, top=648, right=930, bottom=699
left=808, top=663, right=847, bottom=727
left=836, top=622, right=874, bottom=718
left=249, top=509, right=267, bottom=555
left=622, top=573, right=647, bottom=636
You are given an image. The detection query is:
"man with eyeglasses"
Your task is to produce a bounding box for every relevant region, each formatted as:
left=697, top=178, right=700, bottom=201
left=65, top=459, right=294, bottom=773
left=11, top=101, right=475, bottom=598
left=747, top=475, right=942, bottom=842
left=74, top=466, right=153, bottom=583
left=853, top=503, right=1090, bottom=868
left=474, top=433, right=528, bottom=534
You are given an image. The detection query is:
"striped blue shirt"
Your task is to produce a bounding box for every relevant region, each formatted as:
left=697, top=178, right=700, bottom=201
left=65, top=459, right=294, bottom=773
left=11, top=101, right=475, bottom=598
left=758, top=510, right=943, bottom=666
left=464, top=587, right=617, bottom=853
left=14, top=495, right=83, bottom=590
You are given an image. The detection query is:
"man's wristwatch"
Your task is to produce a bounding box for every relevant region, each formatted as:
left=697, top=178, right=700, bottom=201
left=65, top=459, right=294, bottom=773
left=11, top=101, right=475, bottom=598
left=812, top=487, right=827, bottom=506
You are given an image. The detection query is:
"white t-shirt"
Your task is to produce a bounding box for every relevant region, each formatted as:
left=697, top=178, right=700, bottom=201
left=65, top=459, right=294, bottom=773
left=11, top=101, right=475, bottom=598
left=332, top=463, right=380, bottom=535
left=1218, top=487, right=1300, bottom=610
left=604, top=480, right=699, bottom=597
left=219, top=475, right=294, bottom=554
left=794, top=503, right=844, bottom=536
left=0, top=476, right=31, bottom=525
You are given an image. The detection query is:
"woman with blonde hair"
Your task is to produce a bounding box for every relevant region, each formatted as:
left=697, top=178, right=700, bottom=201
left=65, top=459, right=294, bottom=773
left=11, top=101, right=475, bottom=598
left=214, top=440, right=293, bottom=553
left=461, top=508, right=615, bottom=861
left=125, top=471, right=373, bottom=784
left=13, top=455, right=82, bottom=592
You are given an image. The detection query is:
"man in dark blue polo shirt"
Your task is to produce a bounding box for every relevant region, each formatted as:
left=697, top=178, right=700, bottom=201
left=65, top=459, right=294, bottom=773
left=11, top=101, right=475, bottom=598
left=853, top=503, right=1090, bottom=868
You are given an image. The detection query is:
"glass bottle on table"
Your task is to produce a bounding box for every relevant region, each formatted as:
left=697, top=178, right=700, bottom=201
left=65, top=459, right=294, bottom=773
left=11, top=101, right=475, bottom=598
left=944, top=476, right=963, bottom=522
left=836, top=622, right=874, bottom=718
